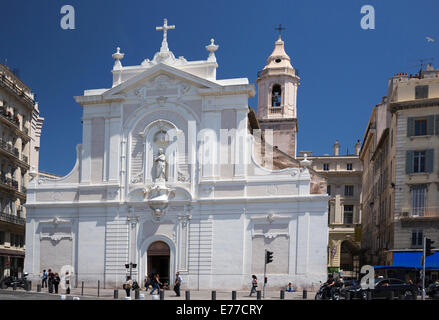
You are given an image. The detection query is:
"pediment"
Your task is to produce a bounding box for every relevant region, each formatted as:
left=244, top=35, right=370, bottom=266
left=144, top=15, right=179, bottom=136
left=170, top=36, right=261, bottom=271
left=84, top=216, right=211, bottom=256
left=104, top=63, right=220, bottom=100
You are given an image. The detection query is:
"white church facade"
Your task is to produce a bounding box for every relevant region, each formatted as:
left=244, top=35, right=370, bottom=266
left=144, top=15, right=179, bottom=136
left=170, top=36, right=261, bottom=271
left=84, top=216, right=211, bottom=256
left=24, top=20, right=329, bottom=290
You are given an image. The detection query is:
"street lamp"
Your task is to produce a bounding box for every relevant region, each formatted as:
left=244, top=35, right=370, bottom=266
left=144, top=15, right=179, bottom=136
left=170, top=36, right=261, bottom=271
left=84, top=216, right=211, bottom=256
left=125, top=262, right=137, bottom=279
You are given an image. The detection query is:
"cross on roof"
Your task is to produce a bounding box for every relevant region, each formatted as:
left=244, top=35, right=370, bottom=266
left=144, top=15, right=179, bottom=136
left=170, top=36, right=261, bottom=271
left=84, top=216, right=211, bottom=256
left=275, top=24, right=286, bottom=38
left=156, top=18, right=175, bottom=44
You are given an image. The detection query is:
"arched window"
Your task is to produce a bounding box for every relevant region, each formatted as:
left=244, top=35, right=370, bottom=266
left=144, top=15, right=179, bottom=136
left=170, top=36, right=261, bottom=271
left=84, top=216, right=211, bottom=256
left=272, top=84, right=282, bottom=107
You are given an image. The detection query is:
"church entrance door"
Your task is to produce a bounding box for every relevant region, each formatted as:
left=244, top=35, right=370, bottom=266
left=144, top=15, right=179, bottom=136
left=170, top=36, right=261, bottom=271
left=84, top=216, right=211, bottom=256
left=147, top=241, right=170, bottom=285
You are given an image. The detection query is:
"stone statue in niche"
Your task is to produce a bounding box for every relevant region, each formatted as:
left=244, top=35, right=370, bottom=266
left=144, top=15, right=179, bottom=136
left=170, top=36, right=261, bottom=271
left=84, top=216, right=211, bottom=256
left=154, top=148, right=168, bottom=182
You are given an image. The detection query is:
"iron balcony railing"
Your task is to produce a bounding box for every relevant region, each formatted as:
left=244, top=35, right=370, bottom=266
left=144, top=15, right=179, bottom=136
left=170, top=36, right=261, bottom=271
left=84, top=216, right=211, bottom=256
left=0, top=139, right=19, bottom=158
left=0, top=212, right=25, bottom=226
left=0, top=176, right=19, bottom=191
left=397, top=207, right=439, bottom=219
left=0, top=74, right=35, bottom=107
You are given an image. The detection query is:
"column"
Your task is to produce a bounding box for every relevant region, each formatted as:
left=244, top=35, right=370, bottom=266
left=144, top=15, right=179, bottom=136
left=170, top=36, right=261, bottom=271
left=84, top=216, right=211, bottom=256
left=234, top=108, right=248, bottom=177
left=81, top=119, right=92, bottom=183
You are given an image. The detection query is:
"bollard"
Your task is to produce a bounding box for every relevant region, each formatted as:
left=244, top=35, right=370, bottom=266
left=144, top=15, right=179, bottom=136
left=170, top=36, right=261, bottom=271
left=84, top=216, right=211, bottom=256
left=257, top=290, right=261, bottom=300
left=152, top=294, right=159, bottom=300
left=13, top=285, right=16, bottom=291
left=302, top=290, right=307, bottom=299
left=27, top=281, right=32, bottom=291
left=60, top=295, right=66, bottom=300
left=81, top=281, right=84, bottom=296
left=211, top=291, right=216, bottom=300
left=140, top=293, right=145, bottom=300
left=232, top=291, right=237, bottom=300
left=185, top=290, right=190, bottom=300
left=160, top=290, right=164, bottom=300
left=367, top=291, right=372, bottom=300
left=98, top=280, right=100, bottom=297
left=124, top=296, right=132, bottom=300
left=73, top=297, right=80, bottom=300
left=346, top=291, right=351, bottom=300
left=135, top=289, right=140, bottom=300
left=280, top=290, right=285, bottom=300
left=114, top=290, right=118, bottom=299
left=37, top=284, right=41, bottom=292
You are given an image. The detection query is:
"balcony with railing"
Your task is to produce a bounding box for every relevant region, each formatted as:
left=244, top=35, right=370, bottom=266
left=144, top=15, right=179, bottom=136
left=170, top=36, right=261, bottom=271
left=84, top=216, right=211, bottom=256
left=0, top=139, right=19, bottom=157
left=0, top=212, right=25, bottom=226
left=0, top=175, right=19, bottom=191
left=396, top=206, right=439, bottom=220
left=0, top=73, right=35, bottom=107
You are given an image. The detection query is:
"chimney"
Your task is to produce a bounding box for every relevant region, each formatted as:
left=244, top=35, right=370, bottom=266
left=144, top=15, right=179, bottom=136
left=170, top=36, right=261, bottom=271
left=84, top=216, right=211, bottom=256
left=333, top=140, right=340, bottom=156
left=355, top=140, right=361, bottom=156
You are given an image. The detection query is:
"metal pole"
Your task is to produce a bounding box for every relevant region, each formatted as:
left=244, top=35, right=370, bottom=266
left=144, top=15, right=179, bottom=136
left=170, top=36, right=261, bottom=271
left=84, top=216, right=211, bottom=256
left=98, top=280, right=100, bottom=297
left=130, top=263, right=133, bottom=279
left=263, top=249, right=267, bottom=298
left=81, top=281, right=84, bottom=296
left=211, top=291, right=216, bottom=300
left=422, top=236, right=426, bottom=300
left=232, top=291, right=236, bottom=300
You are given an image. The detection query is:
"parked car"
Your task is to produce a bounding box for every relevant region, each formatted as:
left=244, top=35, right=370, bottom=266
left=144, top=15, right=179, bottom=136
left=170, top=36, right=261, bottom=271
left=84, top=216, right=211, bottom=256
left=426, top=281, right=439, bottom=298
left=342, top=278, right=417, bottom=300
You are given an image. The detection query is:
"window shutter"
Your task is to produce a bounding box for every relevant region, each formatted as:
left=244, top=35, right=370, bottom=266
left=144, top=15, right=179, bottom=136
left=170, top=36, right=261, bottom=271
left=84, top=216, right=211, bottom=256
left=406, top=150, right=414, bottom=174
left=427, top=115, right=435, bottom=135
left=407, top=117, right=414, bottom=137
left=426, top=149, right=434, bottom=173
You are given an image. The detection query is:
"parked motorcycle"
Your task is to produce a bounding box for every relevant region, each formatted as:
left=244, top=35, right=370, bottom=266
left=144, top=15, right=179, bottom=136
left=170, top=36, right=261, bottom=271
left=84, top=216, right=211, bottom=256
left=315, top=281, right=341, bottom=300
left=0, top=273, right=28, bottom=290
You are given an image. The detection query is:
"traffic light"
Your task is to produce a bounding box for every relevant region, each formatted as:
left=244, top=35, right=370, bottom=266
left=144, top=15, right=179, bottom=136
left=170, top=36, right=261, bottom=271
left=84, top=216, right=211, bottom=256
left=426, top=238, right=435, bottom=257
left=265, top=251, right=273, bottom=264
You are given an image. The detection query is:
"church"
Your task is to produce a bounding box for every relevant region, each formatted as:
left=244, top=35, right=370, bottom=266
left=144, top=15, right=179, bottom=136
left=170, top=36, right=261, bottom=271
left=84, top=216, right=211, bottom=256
left=24, top=20, right=328, bottom=290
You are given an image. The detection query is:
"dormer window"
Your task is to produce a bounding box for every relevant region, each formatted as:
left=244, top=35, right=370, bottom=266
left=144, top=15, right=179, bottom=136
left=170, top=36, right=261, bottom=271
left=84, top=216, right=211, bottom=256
left=275, top=58, right=281, bottom=63
left=272, top=84, right=282, bottom=107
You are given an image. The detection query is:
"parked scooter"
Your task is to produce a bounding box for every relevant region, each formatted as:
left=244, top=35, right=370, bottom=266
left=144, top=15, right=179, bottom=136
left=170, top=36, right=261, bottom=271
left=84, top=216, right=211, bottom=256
left=315, top=281, right=341, bottom=300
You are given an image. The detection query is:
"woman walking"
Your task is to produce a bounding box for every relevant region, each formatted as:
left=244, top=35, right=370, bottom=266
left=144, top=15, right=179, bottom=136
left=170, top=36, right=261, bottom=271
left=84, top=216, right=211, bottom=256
left=150, top=273, right=162, bottom=295
left=249, top=275, right=258, bottom=297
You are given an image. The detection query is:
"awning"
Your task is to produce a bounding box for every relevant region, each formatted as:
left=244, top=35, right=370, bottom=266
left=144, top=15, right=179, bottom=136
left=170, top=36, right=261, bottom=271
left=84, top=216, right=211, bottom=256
left=392, top=251, right=439, bottom=269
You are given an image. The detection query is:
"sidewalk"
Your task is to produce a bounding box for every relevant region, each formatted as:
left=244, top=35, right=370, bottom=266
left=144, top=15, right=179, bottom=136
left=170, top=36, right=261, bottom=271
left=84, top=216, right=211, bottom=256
left=15, top=283, right=317, bottom=300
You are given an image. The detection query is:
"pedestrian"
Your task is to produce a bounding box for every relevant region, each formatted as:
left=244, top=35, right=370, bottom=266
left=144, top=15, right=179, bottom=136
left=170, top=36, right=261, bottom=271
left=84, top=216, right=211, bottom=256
left=174, top=272, right=182, bottom=297
left=41, top=269, right=48, bottom=288
left=123, top=276, right=133, bottom=297
left=286, top=282, right=294, bottom=292
left=65, top=271, right=71, bottom=294
left=249, top=275, right=258, bottom=296
left=48, top=269, right=54, bottom=293
left=150, top=273, right=162, bottom=295
left=53, top=273, right=60, bottom=294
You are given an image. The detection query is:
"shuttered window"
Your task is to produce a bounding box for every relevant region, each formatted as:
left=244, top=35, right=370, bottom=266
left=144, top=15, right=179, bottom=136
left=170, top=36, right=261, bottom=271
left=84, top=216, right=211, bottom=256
left=408, top=116, right=434, bottom=136
left=411, top=185, right=427, bottom=216
left=415, top=85, right=429, bottom=99
left=406, top=149, right=434, bottom=173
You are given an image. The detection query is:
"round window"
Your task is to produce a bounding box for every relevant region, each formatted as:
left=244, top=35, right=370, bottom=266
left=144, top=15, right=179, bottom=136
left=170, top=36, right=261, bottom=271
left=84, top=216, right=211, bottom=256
left=275, top=58, right=281, bottom=63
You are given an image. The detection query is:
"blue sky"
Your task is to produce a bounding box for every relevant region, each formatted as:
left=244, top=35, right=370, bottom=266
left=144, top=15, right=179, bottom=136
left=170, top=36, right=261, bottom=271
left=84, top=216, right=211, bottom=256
left=1, top=0, right=438, bottom=175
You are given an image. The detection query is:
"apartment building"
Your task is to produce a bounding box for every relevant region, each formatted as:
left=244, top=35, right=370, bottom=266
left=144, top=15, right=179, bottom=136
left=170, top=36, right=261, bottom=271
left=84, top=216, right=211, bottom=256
left=361, top=64, right=439, bottom=281
left=298, top=140, right=363, bottom=278
left=0, top=63, right=43, bottom=278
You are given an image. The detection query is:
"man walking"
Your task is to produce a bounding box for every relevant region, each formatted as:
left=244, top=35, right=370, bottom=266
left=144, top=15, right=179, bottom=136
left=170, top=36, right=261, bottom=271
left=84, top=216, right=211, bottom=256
left=174, top=272, right=182, bottom=297
left=48, top=269, right=54, bottom=293
left=41, top=270, right=48, bottom=288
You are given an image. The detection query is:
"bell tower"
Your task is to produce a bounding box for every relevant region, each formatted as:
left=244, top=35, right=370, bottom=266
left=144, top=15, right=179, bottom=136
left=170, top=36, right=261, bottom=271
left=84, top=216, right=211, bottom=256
left=257, top=34, right=300, bottom=158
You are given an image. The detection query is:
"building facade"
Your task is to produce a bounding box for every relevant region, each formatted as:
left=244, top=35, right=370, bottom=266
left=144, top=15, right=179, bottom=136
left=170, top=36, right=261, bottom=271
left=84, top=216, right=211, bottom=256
left=24, top=22, right=329, bottom=290
left=298, top=141, right=363, bottom=278
left=0, top=63, right=43, bottom=278
left=361, top=65, right=439, bottom=281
